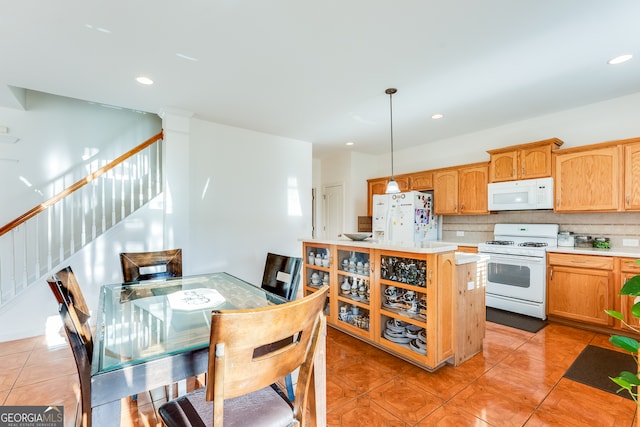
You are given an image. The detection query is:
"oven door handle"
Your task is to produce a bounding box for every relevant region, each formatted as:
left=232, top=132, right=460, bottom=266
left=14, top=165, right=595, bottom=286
left=480, top=252, right=546, bottom=263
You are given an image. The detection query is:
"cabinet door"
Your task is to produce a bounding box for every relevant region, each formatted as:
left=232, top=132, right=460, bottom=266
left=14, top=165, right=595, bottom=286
left=367, top=178, right=388, bottom=216
left=520, top=145, right=552, bottom=179
left=489, top=151, right=517, bottom=182
left=302, top=243, right=334, bottom=320
left=554, top=146, right=621, bottom=212
left=396, top=175, right=411, bottom=192
left=434, top=170, right=458, bottom=214
left=410, top=171, right=433, bottom=191
left=620, top=272, right=640, bottom=332
left=334, top=246, right=373, bottom=340
left=458, top=165, right=488, bottom=214
left=624, top=142, right=640, bottom=211
left=547, top=265, right=613, bottom=326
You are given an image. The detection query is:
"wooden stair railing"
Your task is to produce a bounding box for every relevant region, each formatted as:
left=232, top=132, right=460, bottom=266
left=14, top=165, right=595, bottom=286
left=0, top=130, right=163, bottom=306
left=0, top=131, right=163, bottom=237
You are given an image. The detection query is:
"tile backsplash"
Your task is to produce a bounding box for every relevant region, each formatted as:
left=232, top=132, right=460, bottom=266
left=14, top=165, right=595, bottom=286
left=442, top=211, right=640, bottom=249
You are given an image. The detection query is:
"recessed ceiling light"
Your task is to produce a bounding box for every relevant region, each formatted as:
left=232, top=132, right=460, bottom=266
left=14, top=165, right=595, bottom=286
left=431, top=114, right=444, bottom=120
left=608, top=54, right=633, bottom=65
left=136, top=76, right=154, bottom=85
left=345, top=141, right=355, bottom=146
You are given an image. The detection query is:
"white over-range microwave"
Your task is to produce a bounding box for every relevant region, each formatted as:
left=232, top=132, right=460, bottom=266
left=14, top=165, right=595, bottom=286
left=487, top=177, right=554, bottom=211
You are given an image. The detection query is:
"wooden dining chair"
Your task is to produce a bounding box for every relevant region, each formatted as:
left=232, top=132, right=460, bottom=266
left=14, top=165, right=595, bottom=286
left=260, top=252, right=303, bottom=400
left=47, top=270, right=93, bottom=427
left=50, top=266, right=91, bottom=325
left=120, top=248, right=182, bottom=283
left=158, top=285, right=329, bottom=427
left=48, top=266, right=157, bottom=425
left=119, top=249, right=190, bottom=397
left=261, top=252, right=302, bottom=301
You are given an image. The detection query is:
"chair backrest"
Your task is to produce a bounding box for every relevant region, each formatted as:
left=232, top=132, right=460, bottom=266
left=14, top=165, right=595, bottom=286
left=47, top=269, right=93, bottom=427
left=261, top=252, right=302, bottom=301
left=49, top=266, right=92, bottom=328
left=206, top=285, right=328, bottom=427
left=120, top=248, right=182, bottom=283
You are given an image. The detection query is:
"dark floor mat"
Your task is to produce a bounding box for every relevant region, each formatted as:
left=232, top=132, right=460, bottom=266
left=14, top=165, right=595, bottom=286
left=564, top=345, right=636, bottom=400
left=486, top=307, right=547, bottom=333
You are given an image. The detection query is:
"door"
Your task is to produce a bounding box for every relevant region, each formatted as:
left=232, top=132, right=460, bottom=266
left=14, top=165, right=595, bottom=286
left=323, top=183, right=344, bottom=239
left=484, top=253, right=546, bottom=303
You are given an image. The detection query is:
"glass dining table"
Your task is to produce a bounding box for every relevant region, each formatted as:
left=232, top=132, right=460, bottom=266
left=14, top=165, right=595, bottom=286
left=90, top=272, right=327, bottom=426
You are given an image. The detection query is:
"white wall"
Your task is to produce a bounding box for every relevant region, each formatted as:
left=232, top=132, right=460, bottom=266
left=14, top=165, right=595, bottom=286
left=0, top=201, right=165, bottom=342
left=181, top=118, right=312, bottom=288
left=394, top=91, right=640, bottom=174
left=0, top=91, right=161, bottom=224
left=331, top=91, right=640, bottom=221
left=0, top=99, right=312, bottom=342
left=319, top=151, right=379, bottom=235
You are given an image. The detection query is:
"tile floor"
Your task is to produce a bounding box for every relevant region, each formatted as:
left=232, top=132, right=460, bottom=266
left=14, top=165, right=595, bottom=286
left=0, top=321, right=637, bottom=426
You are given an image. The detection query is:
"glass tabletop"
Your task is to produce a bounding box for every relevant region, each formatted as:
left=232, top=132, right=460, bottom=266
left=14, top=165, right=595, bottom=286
left=92, top=272, right=287, bottom=374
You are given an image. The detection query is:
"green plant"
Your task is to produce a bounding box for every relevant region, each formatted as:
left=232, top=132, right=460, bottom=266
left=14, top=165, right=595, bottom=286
left=605, top=260, right=640, bottom=405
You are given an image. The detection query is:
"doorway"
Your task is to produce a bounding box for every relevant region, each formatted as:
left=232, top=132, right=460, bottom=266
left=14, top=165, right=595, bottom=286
left=322, top=183, right=344, bottom=239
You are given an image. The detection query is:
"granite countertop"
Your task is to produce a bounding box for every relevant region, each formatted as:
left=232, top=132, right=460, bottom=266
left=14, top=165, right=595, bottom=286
left=442, top=240, right=640, bottom=258
left=302, top=238, right=640, bottom=258
left=301, top=238, right=458, bottom=254
left=454, top=252, right=489, bottom=265
left=547, top=246, right=640, bottom=258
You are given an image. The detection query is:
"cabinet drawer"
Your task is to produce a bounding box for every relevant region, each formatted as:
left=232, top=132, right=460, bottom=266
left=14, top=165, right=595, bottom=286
left=547, top=253, right=613, bottom=270
left=620, top=257, right=640, bottom=274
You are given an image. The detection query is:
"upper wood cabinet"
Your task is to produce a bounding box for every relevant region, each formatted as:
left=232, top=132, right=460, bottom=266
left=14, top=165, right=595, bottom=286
left=487, top=138, right=563, bottom=182
left=434, top=163, right=488, bottom=215
left=624, top=141, right=640, bottom=210
left=409, top=171, right=434, bottom=191
left=458, top=164, right=489, bottom=214
left=366, top=175, right=410, bottom=216
left=554, top=144, right=622, bottom=212
left=433, top=169, right=459, bottom=214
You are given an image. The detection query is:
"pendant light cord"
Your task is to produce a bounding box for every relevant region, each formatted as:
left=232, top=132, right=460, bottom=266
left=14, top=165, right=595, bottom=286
left=389, top=91, right=394, bottom=178
left=386, top=88, right=397, bottom=179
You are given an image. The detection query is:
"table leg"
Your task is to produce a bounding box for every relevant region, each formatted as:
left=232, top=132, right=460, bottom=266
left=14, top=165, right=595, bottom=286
left=92, top=398, right=121, bottom=427
left=313, top=319, right=327, bottom=427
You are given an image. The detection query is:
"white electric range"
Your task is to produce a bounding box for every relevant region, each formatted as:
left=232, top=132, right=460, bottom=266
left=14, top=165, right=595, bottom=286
left=477, top=223, right=559, bottom=320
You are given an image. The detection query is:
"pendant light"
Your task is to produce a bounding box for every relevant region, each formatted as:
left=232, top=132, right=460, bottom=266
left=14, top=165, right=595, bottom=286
left=385, top=88, right=400, bottom=194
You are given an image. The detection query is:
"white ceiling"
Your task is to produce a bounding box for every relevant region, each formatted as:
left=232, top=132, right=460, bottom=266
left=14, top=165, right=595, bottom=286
left=1, top=1, right=639, bottom=158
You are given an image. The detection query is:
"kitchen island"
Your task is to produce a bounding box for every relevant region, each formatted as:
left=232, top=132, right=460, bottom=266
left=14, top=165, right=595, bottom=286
left=302, top=238, right=484, bottom=371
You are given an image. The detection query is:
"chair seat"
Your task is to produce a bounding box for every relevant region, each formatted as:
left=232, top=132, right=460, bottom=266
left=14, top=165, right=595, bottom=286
left=159, top=385, right=296, bottom=427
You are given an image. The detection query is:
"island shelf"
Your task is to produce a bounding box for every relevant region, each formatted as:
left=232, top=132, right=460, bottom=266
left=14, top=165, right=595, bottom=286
left=302, top=239, right=469, bottom=371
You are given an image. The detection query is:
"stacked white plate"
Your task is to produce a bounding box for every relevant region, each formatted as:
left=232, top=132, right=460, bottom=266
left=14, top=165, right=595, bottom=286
left=409, top=329, right=427, bottom=355
left=383, top=320, right=426, bottom=345
left=383, top=319, right=411, bottom=343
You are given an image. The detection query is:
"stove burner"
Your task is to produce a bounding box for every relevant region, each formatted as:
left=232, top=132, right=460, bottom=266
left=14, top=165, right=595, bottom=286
left=485, top=240, right=515, bottom=245
left=519, top=242, right=548, bottom=248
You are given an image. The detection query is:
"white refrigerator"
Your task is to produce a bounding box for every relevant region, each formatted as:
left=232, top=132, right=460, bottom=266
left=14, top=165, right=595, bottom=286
left=372, top=191, right=441, bottom=244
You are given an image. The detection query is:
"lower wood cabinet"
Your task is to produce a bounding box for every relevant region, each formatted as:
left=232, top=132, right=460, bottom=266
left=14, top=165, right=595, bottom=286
left=618, top=257, right=640, bottom=331
left=547, top=253, right=614, bottom=326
